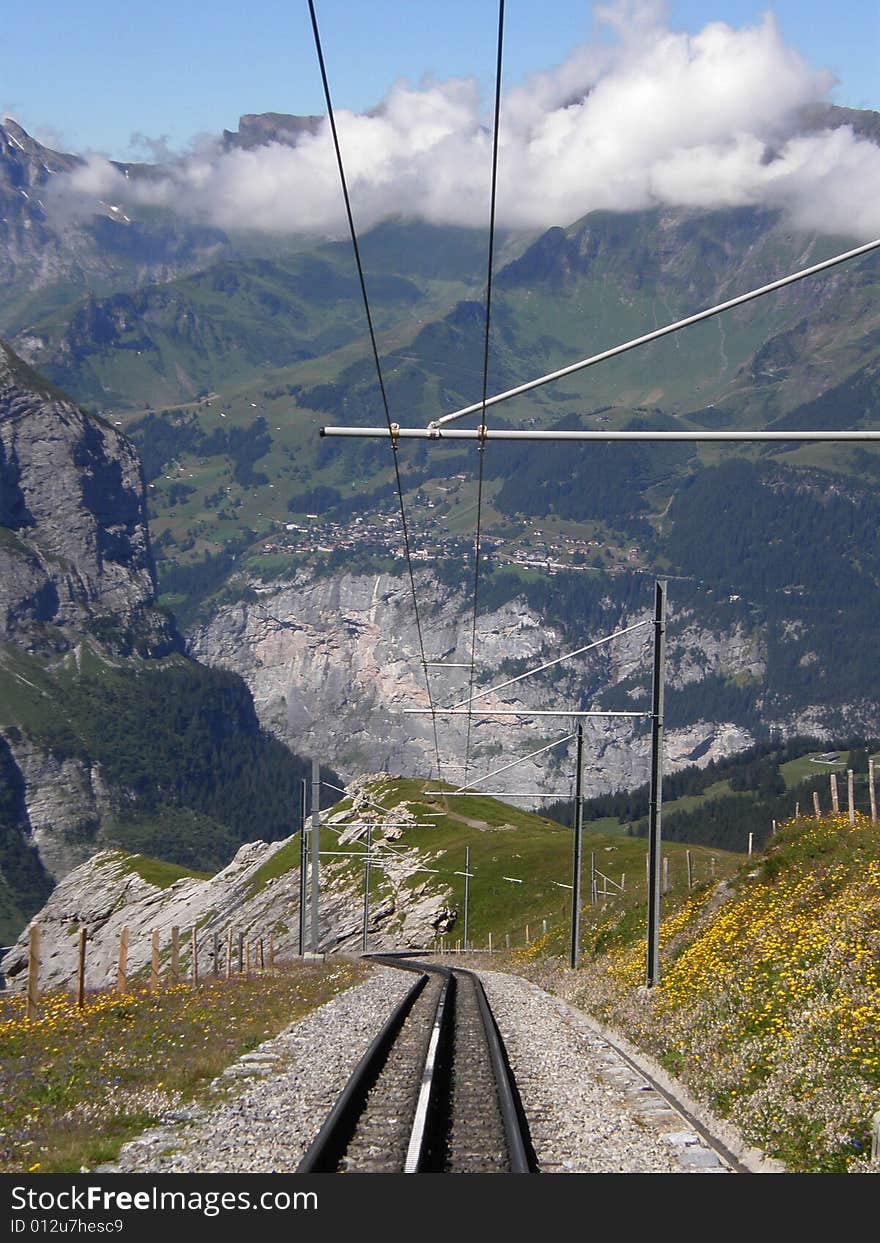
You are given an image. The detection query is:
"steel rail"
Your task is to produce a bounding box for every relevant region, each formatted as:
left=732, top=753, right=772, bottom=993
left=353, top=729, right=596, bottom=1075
left=295, top=970, right=429, bottom=1173
left=369, top=954, right=537, bottom=1173
left=466, top=968, right=532, bottom=1174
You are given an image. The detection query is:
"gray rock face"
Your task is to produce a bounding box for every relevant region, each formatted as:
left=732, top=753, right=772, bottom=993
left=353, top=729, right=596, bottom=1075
left=0, top=339, right=181, bottom=909
left=6, top=734, right=114, bottom=880
left=0, top=120, right=230, bottom=338
left=0, top=340, right=177, bottom=656
left=188, top=567, right=758, bottom=805
left=2, top=783, right=455, bottom=993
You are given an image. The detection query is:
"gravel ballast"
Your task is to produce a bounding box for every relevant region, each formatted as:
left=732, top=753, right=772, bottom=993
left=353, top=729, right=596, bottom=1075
left=101, top=960, right=771, bottom=1175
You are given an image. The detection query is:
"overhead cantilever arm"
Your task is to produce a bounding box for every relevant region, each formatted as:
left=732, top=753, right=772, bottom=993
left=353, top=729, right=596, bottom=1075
left=426, top=235, right=880, bottom=430
left=319, top=235, right=880, bottom=440
left=320, top=426, right=880, bottom=441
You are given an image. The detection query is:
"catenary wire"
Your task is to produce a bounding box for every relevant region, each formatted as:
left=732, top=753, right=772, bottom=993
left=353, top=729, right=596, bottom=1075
left=307, top=0, right=444, bottom=781
left=463, top=0, right=505, bottom=785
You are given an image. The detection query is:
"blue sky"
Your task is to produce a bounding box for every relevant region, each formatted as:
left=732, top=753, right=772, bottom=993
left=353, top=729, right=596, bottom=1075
left=3, top=1, right=879, bottom=159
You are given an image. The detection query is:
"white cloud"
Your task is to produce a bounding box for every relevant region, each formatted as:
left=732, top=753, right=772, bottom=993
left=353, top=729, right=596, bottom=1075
left=45, top=2, right=880, bottom=240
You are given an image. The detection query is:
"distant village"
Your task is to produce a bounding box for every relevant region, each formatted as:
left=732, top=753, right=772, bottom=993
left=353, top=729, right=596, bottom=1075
left=258, top=511, right=640, bottom=575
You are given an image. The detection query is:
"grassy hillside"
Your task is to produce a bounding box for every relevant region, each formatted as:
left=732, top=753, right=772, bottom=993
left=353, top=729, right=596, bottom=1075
left=2, top=775, right=877, bottom=1173
left=319, top=775, right=880, bottom=1171
left=312, top=776, right=743, bottom=952
left=535, top=808, right=880, bottom=1173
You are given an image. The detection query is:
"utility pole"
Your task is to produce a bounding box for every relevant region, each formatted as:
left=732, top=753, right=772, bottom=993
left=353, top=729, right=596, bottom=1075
left=570, top=721, right=584, bottom=969
left=362, top=823, right=373, bottom=952
left=463, top=846, right=471, bottom=952
left=646, top=580, right=667, bottom=987
left=298, top=777, right=308, bottom=956
left=310, top=757, right=320, bottom=953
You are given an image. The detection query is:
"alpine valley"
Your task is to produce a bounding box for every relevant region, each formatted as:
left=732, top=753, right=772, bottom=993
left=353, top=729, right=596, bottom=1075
left=1, top=106, right=880, bottom=940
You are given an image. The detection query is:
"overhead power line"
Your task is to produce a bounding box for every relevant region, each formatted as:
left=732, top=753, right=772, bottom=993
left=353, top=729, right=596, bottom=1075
left=463, top=0, right=505, bottom=787
left=307, top=0, right=443, bottom=780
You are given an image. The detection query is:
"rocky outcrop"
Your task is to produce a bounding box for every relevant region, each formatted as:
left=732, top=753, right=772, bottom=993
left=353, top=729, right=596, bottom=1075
left=0, top=340, right=179, bottom=656
left=2, top=779, right=455, bottom=993
left=188, top=567, right=759, bottom=805
left=0, top=341, right=185, bottom=930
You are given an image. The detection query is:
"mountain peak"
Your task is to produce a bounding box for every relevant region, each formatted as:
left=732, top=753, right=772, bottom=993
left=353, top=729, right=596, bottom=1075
left=222, top=112, right=323, bottom=151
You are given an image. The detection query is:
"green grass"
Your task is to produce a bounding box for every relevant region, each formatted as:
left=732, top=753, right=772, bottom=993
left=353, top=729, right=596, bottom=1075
left=245, top=839, right=301, bottom=897
left=116, top=855, right=212, bottom=890
left=324, top=778, right=744, bottom=953
left=780, top=751, right=851, bottom=788
left=0, top=959, right=366, bottom=1173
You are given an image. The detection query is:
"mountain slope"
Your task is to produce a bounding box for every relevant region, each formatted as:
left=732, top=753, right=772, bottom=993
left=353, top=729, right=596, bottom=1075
left=0, top=340, right=338, bottom=941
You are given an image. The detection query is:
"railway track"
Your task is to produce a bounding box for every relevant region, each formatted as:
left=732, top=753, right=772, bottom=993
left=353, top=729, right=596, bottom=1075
left=296, top=955, right=537, bottom=1174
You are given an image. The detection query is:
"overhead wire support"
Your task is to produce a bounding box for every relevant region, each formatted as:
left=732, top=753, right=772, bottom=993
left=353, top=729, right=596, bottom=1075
left=319, top=235, right=880, bottom=441
left=306, top=0, right=444, bottom=783
left=426, top=790, right=574, bottom=797
left=445, top=731, right=576, bottom=797
left=403, top=708, right=651, bottom=717
left=321, top=425, right=880, bottom=443
left=445, top=620, right=651, bottom=711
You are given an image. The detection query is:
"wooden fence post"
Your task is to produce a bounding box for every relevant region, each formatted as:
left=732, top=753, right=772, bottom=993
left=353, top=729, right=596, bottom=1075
left=869, top=758, right=877, bottom=824
left=525, top=924, right=530, bottom=944
left=505, top=933, right=510, bottom=950
left=117, top=925, right=129, bottom=995
left=813, top=791, right=822, bottom=818
left=191, top=928, right=199, bottom=985
left=848, top=769, right=855, bottom=824
left=268, top=934, right=275, bottom=970
left=662, top=856, right=669, bottom=894
left=226, top=929, right=233, bottom=979
left=150, top=929, right=160, bottom=992
left=710, top=856, right=716, bottom=878
left=686, top=850, right=693, bottom=889
left=238, top=931, right=245, bottom=974
left=245, top=940, right=252, bottom=974
left=748, top=832, right=754, bottom=856
left=76, top=926, right=87, bottom=1008
left=488, top=932, right=493, bottom=953
left=170, top=925, right=180, bottom=984
left=26, top=924, right=40, bottom=1020
left=258, top=938, right=265, bottom=972
left=830, top=772, right=839, bottom=812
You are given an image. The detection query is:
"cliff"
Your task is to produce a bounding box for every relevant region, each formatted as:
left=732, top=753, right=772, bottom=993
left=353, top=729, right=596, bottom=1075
left=0, top=342, right=323, bottom=943
left=2, top=775, right=454, bottom=992
left=187, top=567, right=758, bottom=803
left=0, top=340, right=179, bottom=657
